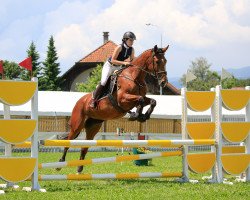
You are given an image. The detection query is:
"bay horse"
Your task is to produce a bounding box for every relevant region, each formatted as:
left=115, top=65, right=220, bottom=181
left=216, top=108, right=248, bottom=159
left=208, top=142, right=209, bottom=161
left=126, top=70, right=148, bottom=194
left=58, top=45, right=169, bottom=173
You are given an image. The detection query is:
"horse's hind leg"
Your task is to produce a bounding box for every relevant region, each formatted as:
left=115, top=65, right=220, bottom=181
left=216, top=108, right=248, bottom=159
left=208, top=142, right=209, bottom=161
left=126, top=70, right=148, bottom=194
left=77, top=118, right=103, bottom=173
left=56, top=105, right=86, bottom=171
left=56, top=129, right=82, bottom=171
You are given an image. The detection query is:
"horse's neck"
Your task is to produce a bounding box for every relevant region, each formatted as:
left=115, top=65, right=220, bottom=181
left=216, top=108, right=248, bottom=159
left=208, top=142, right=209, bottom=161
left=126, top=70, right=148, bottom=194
left=129, top=52, right=151, bottom=79
left=132, top=50, right=151, bottom=69
left=130, top=66, right=146, bottom=80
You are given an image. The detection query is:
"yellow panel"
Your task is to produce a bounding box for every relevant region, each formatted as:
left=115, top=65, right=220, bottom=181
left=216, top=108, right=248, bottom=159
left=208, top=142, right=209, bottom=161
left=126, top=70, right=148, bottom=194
left=221, top=122, right=250, bottom=143
left=0, top=157, right=36, bottom=182
left=186, top=91, right=215, bottom=112
left=0, top=81, right=37, bottom=106
left=222, top=146, right=245, bottom=154
left=187, top=153, right=216, bottom=173
left=221, top=154, right=250, bottom=175
left=221, top=90, right=250, bottom=111
left=186, top=122, right=215, bottom=139
left=0, top=120, right=36, bottom=144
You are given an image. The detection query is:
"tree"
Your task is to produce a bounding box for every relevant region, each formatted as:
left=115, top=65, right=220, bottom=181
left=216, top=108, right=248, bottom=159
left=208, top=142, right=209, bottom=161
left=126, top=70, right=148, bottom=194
left=222, top=77, right=250, bottom=89
left=40, top=36, right=62, bottom=91
left=21, top=41, right=41, bottom=81
left=76, top=64, right=102, bottom=92
left=180, top=57, right=220, bottom=91
left=0, top=60, right=21, bottom=80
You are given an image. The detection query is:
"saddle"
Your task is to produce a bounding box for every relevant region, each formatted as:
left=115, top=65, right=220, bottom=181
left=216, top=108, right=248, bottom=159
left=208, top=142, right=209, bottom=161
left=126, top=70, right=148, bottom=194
left=99, top=68, right=123, bottom=99
left=97, top=68, right=127, bottom=113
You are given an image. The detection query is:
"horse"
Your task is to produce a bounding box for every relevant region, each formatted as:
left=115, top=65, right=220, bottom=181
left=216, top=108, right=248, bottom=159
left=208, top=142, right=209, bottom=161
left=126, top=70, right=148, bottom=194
left=58, top=45, right=169, bottom=173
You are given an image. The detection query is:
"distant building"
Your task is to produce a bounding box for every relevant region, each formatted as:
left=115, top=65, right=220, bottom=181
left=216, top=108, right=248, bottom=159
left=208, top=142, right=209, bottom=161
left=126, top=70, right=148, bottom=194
left=61, top=32, right=116, bottom=91
left=231, top=87, right=246, bottom=90
left=61, top=32, right=180, bottom=95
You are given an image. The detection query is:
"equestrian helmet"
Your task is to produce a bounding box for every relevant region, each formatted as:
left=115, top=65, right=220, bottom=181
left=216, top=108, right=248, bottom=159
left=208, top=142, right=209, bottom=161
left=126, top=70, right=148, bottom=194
left=123, top=31, right=136, bottom=40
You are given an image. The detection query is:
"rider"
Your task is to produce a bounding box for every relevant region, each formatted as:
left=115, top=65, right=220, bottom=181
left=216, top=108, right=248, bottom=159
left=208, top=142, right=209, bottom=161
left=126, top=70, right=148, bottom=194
left=90, top=31, right=136, bottom=108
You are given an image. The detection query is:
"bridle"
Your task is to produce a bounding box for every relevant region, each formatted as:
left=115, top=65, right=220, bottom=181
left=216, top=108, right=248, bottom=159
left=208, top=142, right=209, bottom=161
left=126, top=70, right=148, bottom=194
left=144, top=51, right=167, bottom=80
left=118, top=49, right=167, bottom=87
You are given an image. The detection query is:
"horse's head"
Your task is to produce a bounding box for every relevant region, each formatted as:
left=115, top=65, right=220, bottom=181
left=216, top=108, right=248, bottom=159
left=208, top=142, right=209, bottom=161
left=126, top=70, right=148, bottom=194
left=147, top=45, right=169, bottom=87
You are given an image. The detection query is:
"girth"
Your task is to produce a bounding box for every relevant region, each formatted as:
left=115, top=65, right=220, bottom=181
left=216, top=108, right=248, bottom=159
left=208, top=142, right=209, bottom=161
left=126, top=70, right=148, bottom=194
left=107, top=94, right=127, bottom=114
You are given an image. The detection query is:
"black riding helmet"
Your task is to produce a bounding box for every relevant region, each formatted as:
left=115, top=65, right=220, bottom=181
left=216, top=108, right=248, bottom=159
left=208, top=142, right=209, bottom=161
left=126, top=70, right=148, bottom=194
left=122, top=31, right=136, bottom=41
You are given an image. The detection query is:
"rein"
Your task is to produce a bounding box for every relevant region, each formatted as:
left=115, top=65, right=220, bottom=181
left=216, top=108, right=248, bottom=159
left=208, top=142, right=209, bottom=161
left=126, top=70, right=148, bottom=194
left=134, top=65, right=166, bottom=80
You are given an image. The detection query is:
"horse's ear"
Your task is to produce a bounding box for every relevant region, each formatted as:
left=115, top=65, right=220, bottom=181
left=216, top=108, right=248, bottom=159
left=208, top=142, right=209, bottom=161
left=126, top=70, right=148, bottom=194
left=153, top=45, right=158, bottom=53
left=162, top=45, right=169, bottom=53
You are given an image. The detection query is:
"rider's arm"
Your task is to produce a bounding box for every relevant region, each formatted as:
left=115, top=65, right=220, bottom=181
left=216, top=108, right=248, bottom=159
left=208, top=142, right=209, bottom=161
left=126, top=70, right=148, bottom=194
left=130, top=48, right=135, bottom=61
left=111, top=46, right=130, bottom=66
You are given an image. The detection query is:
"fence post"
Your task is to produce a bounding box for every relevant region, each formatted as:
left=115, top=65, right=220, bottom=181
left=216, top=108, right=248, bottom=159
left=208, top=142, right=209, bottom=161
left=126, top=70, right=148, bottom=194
left=215, top=85, right=223, bottom=183
left=181, top=87, right=189, bottom=182
left=245, top=86, right=250, bottom=181
left=31, top=77, right=39, bottom=190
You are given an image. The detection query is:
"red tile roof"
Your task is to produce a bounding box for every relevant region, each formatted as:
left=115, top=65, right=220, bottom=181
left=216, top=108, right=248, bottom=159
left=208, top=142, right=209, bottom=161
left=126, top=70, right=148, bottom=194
left=79, top=41, right=118, bottom=63
left=165, top=82, right=181, bottom=95
left=231, top=87, right=245, bottom=90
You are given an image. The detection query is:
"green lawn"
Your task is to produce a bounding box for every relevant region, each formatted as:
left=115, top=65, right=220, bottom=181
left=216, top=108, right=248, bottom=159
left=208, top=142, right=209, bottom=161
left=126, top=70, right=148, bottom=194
left=0, top=152, right=249, bottom=200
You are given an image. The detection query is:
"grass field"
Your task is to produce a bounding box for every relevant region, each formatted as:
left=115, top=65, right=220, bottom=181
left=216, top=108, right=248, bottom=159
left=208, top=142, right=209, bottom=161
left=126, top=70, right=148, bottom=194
left=0, top=151, right=249, bottom=200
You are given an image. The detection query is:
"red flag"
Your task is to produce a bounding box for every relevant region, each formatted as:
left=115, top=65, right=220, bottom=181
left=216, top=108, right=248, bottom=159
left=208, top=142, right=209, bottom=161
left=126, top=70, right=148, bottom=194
left=19, top=57, right=32, bottom=71
left=0, top=60, right=3, bottom=75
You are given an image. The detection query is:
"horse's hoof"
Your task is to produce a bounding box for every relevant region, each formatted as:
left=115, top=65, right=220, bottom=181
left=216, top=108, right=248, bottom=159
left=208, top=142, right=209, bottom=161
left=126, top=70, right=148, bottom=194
left=55, top=167, right=61, bottom=171
left=77, top=166, right=83, bottom=173
left=128, top=112, right=139, bottom=121
left=56, top=158, right=65, bottom=171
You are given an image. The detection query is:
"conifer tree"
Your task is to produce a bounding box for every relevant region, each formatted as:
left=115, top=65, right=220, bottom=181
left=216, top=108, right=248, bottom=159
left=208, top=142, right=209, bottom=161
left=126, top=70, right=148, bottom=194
left=40, top=36, right=62, bottom=91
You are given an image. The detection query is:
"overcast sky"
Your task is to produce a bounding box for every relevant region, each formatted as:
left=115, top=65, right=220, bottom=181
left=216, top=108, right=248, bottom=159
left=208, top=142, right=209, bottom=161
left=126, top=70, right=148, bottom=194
left=0, top=0, right=249, bottom=77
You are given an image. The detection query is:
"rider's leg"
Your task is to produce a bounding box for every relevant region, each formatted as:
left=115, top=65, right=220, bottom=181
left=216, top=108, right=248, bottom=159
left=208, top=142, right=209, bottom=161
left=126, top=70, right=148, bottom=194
left=90, top=61, right=112, bottom=108
left=90, top=84, right=105, bottom=108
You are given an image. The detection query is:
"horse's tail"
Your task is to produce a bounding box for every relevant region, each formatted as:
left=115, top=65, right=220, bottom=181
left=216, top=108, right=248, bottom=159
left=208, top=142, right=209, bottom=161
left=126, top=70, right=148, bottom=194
left=56, top=118, right=73, bottom=140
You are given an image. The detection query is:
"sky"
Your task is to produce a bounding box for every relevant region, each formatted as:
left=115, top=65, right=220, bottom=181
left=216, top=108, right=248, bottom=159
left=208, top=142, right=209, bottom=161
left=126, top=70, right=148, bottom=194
left=0, top=0, right=250, bottom=78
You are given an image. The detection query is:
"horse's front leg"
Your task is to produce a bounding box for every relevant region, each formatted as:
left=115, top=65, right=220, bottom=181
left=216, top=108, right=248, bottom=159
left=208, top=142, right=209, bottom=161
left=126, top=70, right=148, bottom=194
left=130, top=103, right=144, bottom=120
left=137, top=97, right=156, bottom=122
left=121, top=94, right=144, bottom=121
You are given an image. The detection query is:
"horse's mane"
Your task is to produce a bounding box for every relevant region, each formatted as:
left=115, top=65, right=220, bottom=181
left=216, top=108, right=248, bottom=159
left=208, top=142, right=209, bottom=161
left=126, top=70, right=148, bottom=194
left=132, top=48, right=152, bottom=64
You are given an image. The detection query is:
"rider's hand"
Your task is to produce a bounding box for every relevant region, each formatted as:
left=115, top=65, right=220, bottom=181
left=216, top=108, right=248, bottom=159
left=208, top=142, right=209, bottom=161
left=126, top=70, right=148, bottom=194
left=123, top=61, right=131, bottom=66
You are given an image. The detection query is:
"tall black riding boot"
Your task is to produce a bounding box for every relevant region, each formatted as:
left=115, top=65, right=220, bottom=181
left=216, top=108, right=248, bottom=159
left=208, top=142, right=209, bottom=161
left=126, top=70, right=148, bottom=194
left=90, top=84, right=105, bottom=108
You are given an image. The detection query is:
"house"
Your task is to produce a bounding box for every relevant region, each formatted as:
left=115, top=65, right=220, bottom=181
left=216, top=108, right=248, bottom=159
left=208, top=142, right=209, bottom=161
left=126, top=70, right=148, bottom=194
left=61, top=32, right=116, bottom=91
left=61, top=32, right=180, bottom=95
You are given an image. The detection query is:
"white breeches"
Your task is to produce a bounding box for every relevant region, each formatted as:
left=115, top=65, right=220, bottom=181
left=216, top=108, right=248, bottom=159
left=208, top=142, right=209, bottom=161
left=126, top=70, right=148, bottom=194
left=100, top=61, right=121, bottom=86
